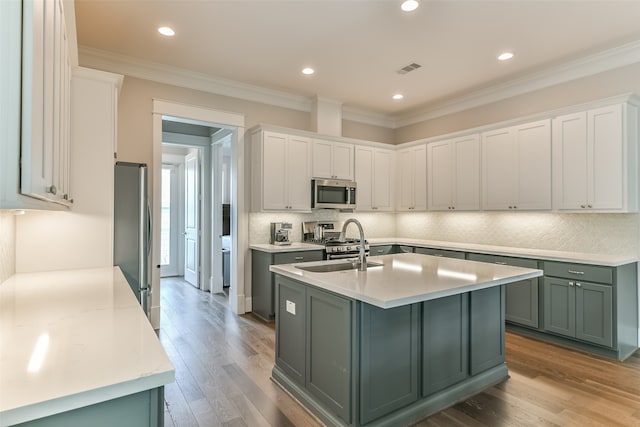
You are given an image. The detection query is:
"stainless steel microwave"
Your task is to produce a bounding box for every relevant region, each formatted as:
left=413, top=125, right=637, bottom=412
left=311, top=179, right=357, bottom=209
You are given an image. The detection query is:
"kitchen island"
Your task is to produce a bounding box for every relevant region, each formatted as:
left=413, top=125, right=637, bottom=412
left=0, top=267, right=174, bottom=427
left=270, top=253, right=542, bottom=427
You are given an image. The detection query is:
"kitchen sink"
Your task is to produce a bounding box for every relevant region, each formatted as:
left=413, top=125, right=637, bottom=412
left=295, top=260, right=383, bottom=273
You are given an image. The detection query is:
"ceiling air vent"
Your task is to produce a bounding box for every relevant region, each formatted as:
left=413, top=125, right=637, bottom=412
left=397, top=62, right=422, bottom=75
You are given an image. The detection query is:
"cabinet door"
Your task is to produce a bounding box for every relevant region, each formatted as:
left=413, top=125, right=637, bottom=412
left=354, top=146, right=373, bottom=210
left=332, top=141, right=354, bottom=180
left=360, top=303, right=418, bottom=424
left=514, top=120, right=551, bottom=210
left=470, top=286, right=505, bottom=375
left=575, top=281, right=613, bottom=347
left=306, top=288, right=352, bottom=423
left=422, top=294, right=469, bottom=396
left=397, top=148, right=415, bottom=211
left=286, top=135, right=311, bottom=211
left=427, top=140, right=453, bottom=211
left=552, top=112, right=588, bottom=209
left=482, top=128, right=515, bottom=210
left=276, top=277, right=307, bottom=385
left=452, top=135, right=481, bottom=211
left=589, top=105, right=623, bottom=210
left=413, top=145, right=427, bottom=211
left=262, top=132, right=288, bottom=210
left=312, top=139, right=333, bottom=179
left=372, top=149, right=394, bottom=211
left=543, top=277, right=576, bottom=338
left=370, top=245, right=394, bottom=256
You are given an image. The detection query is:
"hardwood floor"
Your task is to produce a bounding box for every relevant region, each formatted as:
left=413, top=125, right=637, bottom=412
left=159, top=277, right=640, bottom=427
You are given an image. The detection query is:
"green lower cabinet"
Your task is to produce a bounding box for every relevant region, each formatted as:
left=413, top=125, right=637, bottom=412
left=275, top=277, right=307, bottom=385
left=369, top=245, right=395, bottom=256
left=422, top=294, right=469, bottom=396
left=469, top=286, right=505, bottom=375
left=306, top=288, right=353, bottom=423
left=414, top=247, right=465, bottom=259
left=544, top=277, right=613, bottom=348
left=359, top=303, right=419, bottom=425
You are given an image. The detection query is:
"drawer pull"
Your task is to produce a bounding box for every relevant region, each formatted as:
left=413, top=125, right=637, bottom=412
left=432, top=254, right=443, bottom=257
left=494, top=261, right=508, bottom=265
left=376, top=249, right=384, bottom=253
left=294, top=257, right=304, bottom=260
left=576, top=282, right=582, bottom=288
left=568, top=270, right=584, bottom=275
left=569, top=281, right=575, bottom=287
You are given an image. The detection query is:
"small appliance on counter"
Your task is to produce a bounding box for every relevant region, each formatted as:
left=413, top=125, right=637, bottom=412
left=270, top=222, right=292, bottom=245
left=302, top=221, right=369, bottom=260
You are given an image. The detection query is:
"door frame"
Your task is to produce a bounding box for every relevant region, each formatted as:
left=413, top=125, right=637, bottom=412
left=152, top=100, right=246, bottom=328
left=160, top=163, right=180, bottom=277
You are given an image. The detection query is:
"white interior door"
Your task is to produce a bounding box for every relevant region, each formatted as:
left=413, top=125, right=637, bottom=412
left=184, top=150, right=199, bottom=287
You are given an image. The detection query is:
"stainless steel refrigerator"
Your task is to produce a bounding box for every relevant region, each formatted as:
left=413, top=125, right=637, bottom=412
left=114, top=162, right=151, bottom=316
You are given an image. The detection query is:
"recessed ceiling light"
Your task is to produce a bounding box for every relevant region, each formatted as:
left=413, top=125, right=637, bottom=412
left=498, top=52, right=514, bottom=61
left=401, top=0, right=420, bottom=12
left=158, top=26, right=175, bottom=37
left=301, top=67, right=315, bottom=75
left=392, top=94, right=404, bottom=100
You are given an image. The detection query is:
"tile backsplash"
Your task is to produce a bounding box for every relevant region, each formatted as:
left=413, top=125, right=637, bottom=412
left=0, top=212, right=16, bottom=283
left=251, top=210, right=639, bottom=258
left=396, top=212, right=640, bottom=257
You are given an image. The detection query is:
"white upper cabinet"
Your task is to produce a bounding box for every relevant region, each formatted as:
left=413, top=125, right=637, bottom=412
left=397, top=144, right=427, bottom=211
left=252, top=130, right=312, bottom=212
left=553, top=103, right=638, bottom=212
left=312, top=139, right=354, bottom=180
left=482, top=119, right=551, bottom=211
left=21, top=0, right=72, bottom=205
left=428, top=135, right=480, bottom=211
left=355, top=146, right=394, bottom=211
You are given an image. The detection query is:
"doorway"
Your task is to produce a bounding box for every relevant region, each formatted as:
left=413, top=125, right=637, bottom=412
left=150, top=100, right=246, bottom=329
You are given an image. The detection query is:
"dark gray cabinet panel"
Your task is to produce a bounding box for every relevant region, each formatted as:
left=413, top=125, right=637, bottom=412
left=470, top=286, right=505, bottom=375
left=468, top=253, right=539, bottom=328
left=306, top=288, right=352, bottom=423
left=543, top=277, right=576, bottom=338
left=422, top=294, right=469, bottom=396
left=360, top=303, right=419, bottom=424
left=275, top=276, right=307, bottom=385
left=414, top=247, right=465, bottom=259
left=397, top=245, right=415, bottom=253
left=544, top=261, right=613, bottom=284
left=576, top=281, right=612, bottom=347
left=252, top=249, right=323, bottom=321
left=370, top=245, right=394, bottom=256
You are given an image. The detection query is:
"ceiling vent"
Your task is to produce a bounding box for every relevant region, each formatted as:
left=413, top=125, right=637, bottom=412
left=397, top=62, right=422, bottom=75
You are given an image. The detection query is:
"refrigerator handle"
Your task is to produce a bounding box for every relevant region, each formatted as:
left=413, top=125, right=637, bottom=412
left=147, top=200, right=152, bottom=257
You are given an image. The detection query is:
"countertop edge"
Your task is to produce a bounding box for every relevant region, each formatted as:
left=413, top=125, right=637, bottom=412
left=1, top=370, right=175, bottom=426
left=250, top=243, right=325, bottom=252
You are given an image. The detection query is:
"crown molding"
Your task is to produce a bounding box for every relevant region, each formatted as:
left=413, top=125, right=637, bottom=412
left=394, top=39, right=640, bottom=128
left=80, top=39, right=640, bottom=131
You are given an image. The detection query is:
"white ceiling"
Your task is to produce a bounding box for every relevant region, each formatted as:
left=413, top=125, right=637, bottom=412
left=74, top=0, right=640, bottom=121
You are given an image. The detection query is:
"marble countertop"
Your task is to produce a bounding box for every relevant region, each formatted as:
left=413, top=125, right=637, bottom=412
left=270, top=253, right=542, bottom=309
left=0, top=267, right=175, bottom=426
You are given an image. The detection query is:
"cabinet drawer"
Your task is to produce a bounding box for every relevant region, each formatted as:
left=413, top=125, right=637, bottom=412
left=370, top=245, right=394, bottom=256
left=274, top=250, right=324, bottom=265
left=415, top=247, right=465, bottom=259
left=468, top=253, right=538, bottom=269
left=544, top=262, right=612, bottom=284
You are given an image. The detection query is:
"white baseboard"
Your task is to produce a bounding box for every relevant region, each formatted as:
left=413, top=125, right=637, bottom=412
left=245, top=296, right=252, bottom=313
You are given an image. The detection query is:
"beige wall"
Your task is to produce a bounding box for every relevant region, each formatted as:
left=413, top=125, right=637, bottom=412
left=0, top=212, right=16, bottom=283
left=342, top=119, right=394, bottom=144
left=395, top=62, right=640, bottom=143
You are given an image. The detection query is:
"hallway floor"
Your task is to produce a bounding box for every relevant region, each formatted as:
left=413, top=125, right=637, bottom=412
left=159, top=277, right=640, bottom=426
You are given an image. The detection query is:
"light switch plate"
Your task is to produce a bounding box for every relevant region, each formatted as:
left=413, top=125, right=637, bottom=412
left=286, top=300, right=296, bottom=315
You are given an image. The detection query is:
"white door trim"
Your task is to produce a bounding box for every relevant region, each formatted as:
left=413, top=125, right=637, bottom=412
left=160, top=164, right=179, bottom=277
left=151, top=100, right=246, bottom=328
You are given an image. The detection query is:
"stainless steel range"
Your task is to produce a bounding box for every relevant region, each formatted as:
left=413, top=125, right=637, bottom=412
left=302, top=221, right=370, bottom=260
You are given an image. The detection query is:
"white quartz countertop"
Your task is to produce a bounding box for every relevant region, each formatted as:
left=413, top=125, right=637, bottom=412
left=366, top=238, right=637, bottom=266
left=0, top=267, right=175, bottom=426
left=250, top=242, right=324, bottom=253
left=270, top=253, right=543, bottom=309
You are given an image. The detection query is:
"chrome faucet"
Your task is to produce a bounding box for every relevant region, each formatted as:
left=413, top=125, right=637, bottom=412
left=339, top=218, right=367, bottom=271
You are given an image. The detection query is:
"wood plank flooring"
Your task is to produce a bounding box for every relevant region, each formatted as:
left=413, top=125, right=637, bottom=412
left=159, top=277, right=640, bottom=427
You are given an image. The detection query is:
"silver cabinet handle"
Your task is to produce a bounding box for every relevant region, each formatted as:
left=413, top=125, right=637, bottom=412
left=294, top=256, right=304, bottom=260
left=494, top=261, right=508, bottom=265
left=432, top=254, right=443, bottom=257
left=587, top=204, right=592, bottom=208
left=569, top=281, right=575, bottom=287
left=581, top=205, right=586, bottom=208
left=376, top=249, right=384, bottom=253
left=46, top=185, right=57, bottom=195
left=576, top=282, right=582, bottom=288
left=568, top=270, right=584, bottom=275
